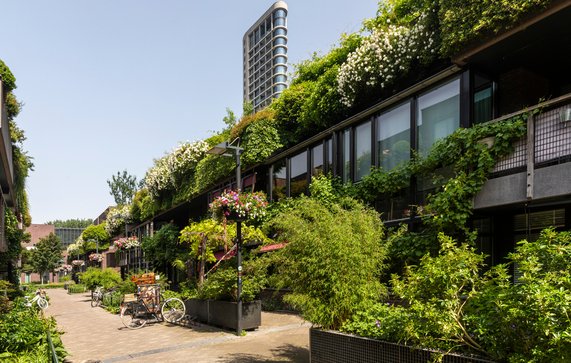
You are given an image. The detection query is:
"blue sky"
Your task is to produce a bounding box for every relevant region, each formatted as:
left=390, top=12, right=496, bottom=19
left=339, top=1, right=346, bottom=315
left=0, top=0, right=379, bottom=223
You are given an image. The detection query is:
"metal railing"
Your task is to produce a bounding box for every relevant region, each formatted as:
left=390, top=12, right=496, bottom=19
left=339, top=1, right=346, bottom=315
left=491, top=93, right=571, bottom=176
left=46, top=330, right=59, bottom=363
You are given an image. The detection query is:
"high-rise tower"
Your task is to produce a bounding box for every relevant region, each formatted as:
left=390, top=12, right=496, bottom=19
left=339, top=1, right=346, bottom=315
left=243, top=1, right=288, bottom=112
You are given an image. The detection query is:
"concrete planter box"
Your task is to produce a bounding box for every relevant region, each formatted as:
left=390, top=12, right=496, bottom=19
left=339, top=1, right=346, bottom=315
left=310, top=329, right=495, bottom=363
left=184, top=299, right=262, bottom=331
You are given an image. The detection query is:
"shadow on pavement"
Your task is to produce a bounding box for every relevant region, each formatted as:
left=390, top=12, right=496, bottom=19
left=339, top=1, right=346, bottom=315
left=219, top=344, right=309, bottom=363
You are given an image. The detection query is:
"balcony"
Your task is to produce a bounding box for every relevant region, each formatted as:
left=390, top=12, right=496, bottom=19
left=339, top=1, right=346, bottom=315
left=474, top=94, right=571, bottom=209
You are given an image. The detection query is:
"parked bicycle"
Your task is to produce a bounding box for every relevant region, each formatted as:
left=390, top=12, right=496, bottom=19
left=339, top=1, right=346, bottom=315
left=120, top=284, right=186, bottom=329
left=25, top=288, right=49, bottom=310
left=91, top=286, right=104, bottom=307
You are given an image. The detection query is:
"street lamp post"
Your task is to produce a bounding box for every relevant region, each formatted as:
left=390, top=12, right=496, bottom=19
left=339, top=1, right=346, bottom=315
left=207, top=138, right=244, bottom=336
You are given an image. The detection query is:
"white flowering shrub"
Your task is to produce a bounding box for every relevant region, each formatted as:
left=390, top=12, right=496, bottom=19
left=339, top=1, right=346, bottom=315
left=105, top=205, right=132, bottom=235
left=337, top=12, right=438, bottom=107
left=144, top=140, right=210, bottom=198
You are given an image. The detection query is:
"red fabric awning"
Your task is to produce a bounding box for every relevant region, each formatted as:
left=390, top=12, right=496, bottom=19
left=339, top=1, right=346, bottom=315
left=259, top=243, right=287, bottom=252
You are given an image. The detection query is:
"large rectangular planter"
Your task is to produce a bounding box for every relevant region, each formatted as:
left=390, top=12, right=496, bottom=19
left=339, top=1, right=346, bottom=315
left=310, top=329, right=495, bottom=363
left=184, top=299, right=261, bottom=331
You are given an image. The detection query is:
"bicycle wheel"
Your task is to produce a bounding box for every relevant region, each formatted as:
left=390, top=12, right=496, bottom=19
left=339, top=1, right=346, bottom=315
left=120, top=303, right=147, bottom=329
left=91, top=292, right=102, bottom=307
left=37, top=297, right=49, bottom=310
left=161, top=297, right=186, bottom=324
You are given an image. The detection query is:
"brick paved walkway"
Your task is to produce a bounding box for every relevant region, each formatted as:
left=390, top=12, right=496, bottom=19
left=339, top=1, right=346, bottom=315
left=45, top=288, right=310, bottom=362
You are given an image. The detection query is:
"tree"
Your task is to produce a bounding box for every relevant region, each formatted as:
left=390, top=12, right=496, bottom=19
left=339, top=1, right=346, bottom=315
left=222, top=107, right=237, bottom=129
left=46, top=218, right=92, bottom=228
left=80, top=224, right=110, bottom=251
left=31, top=233, right=63, bottom=284
left=107, top=170, right=138, bottom=205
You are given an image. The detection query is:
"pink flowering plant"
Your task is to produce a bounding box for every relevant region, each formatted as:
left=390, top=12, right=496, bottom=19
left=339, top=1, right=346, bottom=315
left=88, top=253, right=103, bottom=262
left=209, top=190, right=268, bottom=222
left=113, top=236, right=140, bottom=251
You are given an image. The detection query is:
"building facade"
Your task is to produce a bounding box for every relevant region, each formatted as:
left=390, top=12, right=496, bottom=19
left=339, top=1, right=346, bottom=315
left=129, top=3, right=571, bottom=283
left=243, top=1, right=288, bottom=112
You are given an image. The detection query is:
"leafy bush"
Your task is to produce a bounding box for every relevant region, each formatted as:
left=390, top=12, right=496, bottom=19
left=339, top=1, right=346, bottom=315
left=195, top=258, right=268, bottom=303
left=0, top=298, right=67, bottom=362
left=343, top=229, right=571, bottom=362
left=79, top=267, right=122, bottom=290
left=344, top=233, right=487, bottom=355
left=67, top=284, right=87, bottom=294
left=466, top=228, right=571, bottom=362
left=269, top=196, right=387, bottom=330
left=141, top=223, right=183, bottom=270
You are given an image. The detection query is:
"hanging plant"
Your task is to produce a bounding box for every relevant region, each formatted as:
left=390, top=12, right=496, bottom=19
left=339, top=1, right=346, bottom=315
left=209, top=190, right=268, bottom=222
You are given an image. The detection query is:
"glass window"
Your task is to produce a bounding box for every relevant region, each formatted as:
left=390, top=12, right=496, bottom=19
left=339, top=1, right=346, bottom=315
left=274, top=37, right=286, bottom=46
left=311, top=143, right=324, bottom=176
left=417, top=78, right=460, bottom=156
left=274, top=74, right=286, bottom=83
left=274, top=9, right=286, bottom=18
left=355, top=121, right=372, bottom=181
left=272, top=160, right=286, bottom=201
left=274, top=17, right=285, bottom=26
left=289, top=151, right=308, bottom=197
left=274, top=65, right=286, bottom=74
left=274, top=56, right=286, bottom=65
left=274, top=28, right=286, bottom=36
left=273, top=46, right=286, bottom=56
left=377, top=102, right=410, bottom=170
left=325, top=138, right=333, bottom=173
left=343, top=129, right=351, bottom=182
left=473, top=86, right=493, bottom=124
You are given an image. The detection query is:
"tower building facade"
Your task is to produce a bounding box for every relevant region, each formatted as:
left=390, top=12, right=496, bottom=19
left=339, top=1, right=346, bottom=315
left=243, top=1, right=288, bottom=111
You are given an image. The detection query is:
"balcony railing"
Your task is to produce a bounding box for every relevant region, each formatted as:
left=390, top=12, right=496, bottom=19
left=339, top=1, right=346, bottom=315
left=491, top=93, right=571, bottom=177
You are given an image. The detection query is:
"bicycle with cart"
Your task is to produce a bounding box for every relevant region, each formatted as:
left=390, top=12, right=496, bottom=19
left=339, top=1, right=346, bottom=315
left=119, top=275, right=186, bottom=329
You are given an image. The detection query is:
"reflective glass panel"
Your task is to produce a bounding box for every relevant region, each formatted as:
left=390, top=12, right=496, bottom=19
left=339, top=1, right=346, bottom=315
left=311, top=144, right=324, bottom=176
left=343, top=129, right=351, bottom=182
left=473, top=86, right=493, bottom=124
left=289, top=151, right=308, bottom=197
left=377, top=102, right=410, bottom=170
left=272, top=160, right=287, bottom=201
left=274, top=17, right=285, bottom=26
left=326, top=138, right=333, bottom=173
left=355, top=121, right=372, bottom=181
left=417, top=78, right=460, bottom=156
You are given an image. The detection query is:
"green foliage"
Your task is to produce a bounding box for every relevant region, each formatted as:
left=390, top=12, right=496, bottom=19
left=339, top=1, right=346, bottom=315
left=439, top=0, right=551, bottom=55
left=195, top=259, right=268, bottom=302
left=79, top=267, right=122, bottom=290
left=80, top=224, right=110, bottom=247
left=141, top=223, right=183, bottom=270
left=0, top=298, right=67, bottom=362
left=343, top=233, right=488, bottom=355
left=344, top=228, right=571, bottom=361
left=271, top=34, right=361, bottom=146
left=1, top=210, right=28, bottom=284
left=30, top=233, right=63, bottom=283
left=179, top=218, right=272, bottom=267
left=241, top=117, right=283, bottom=165
left=269, top=196, right=387, bottom=330
left=0, top=59, right=17, bottom=91
left=465, top=228, right=571, bottom=362
left=66, top=284, right=87, bottom=294
left=46, top=219, right=92, bottom=228
left=107, top=170, right=138, bottom=205
left=130, top=188, right=157, bottom=222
